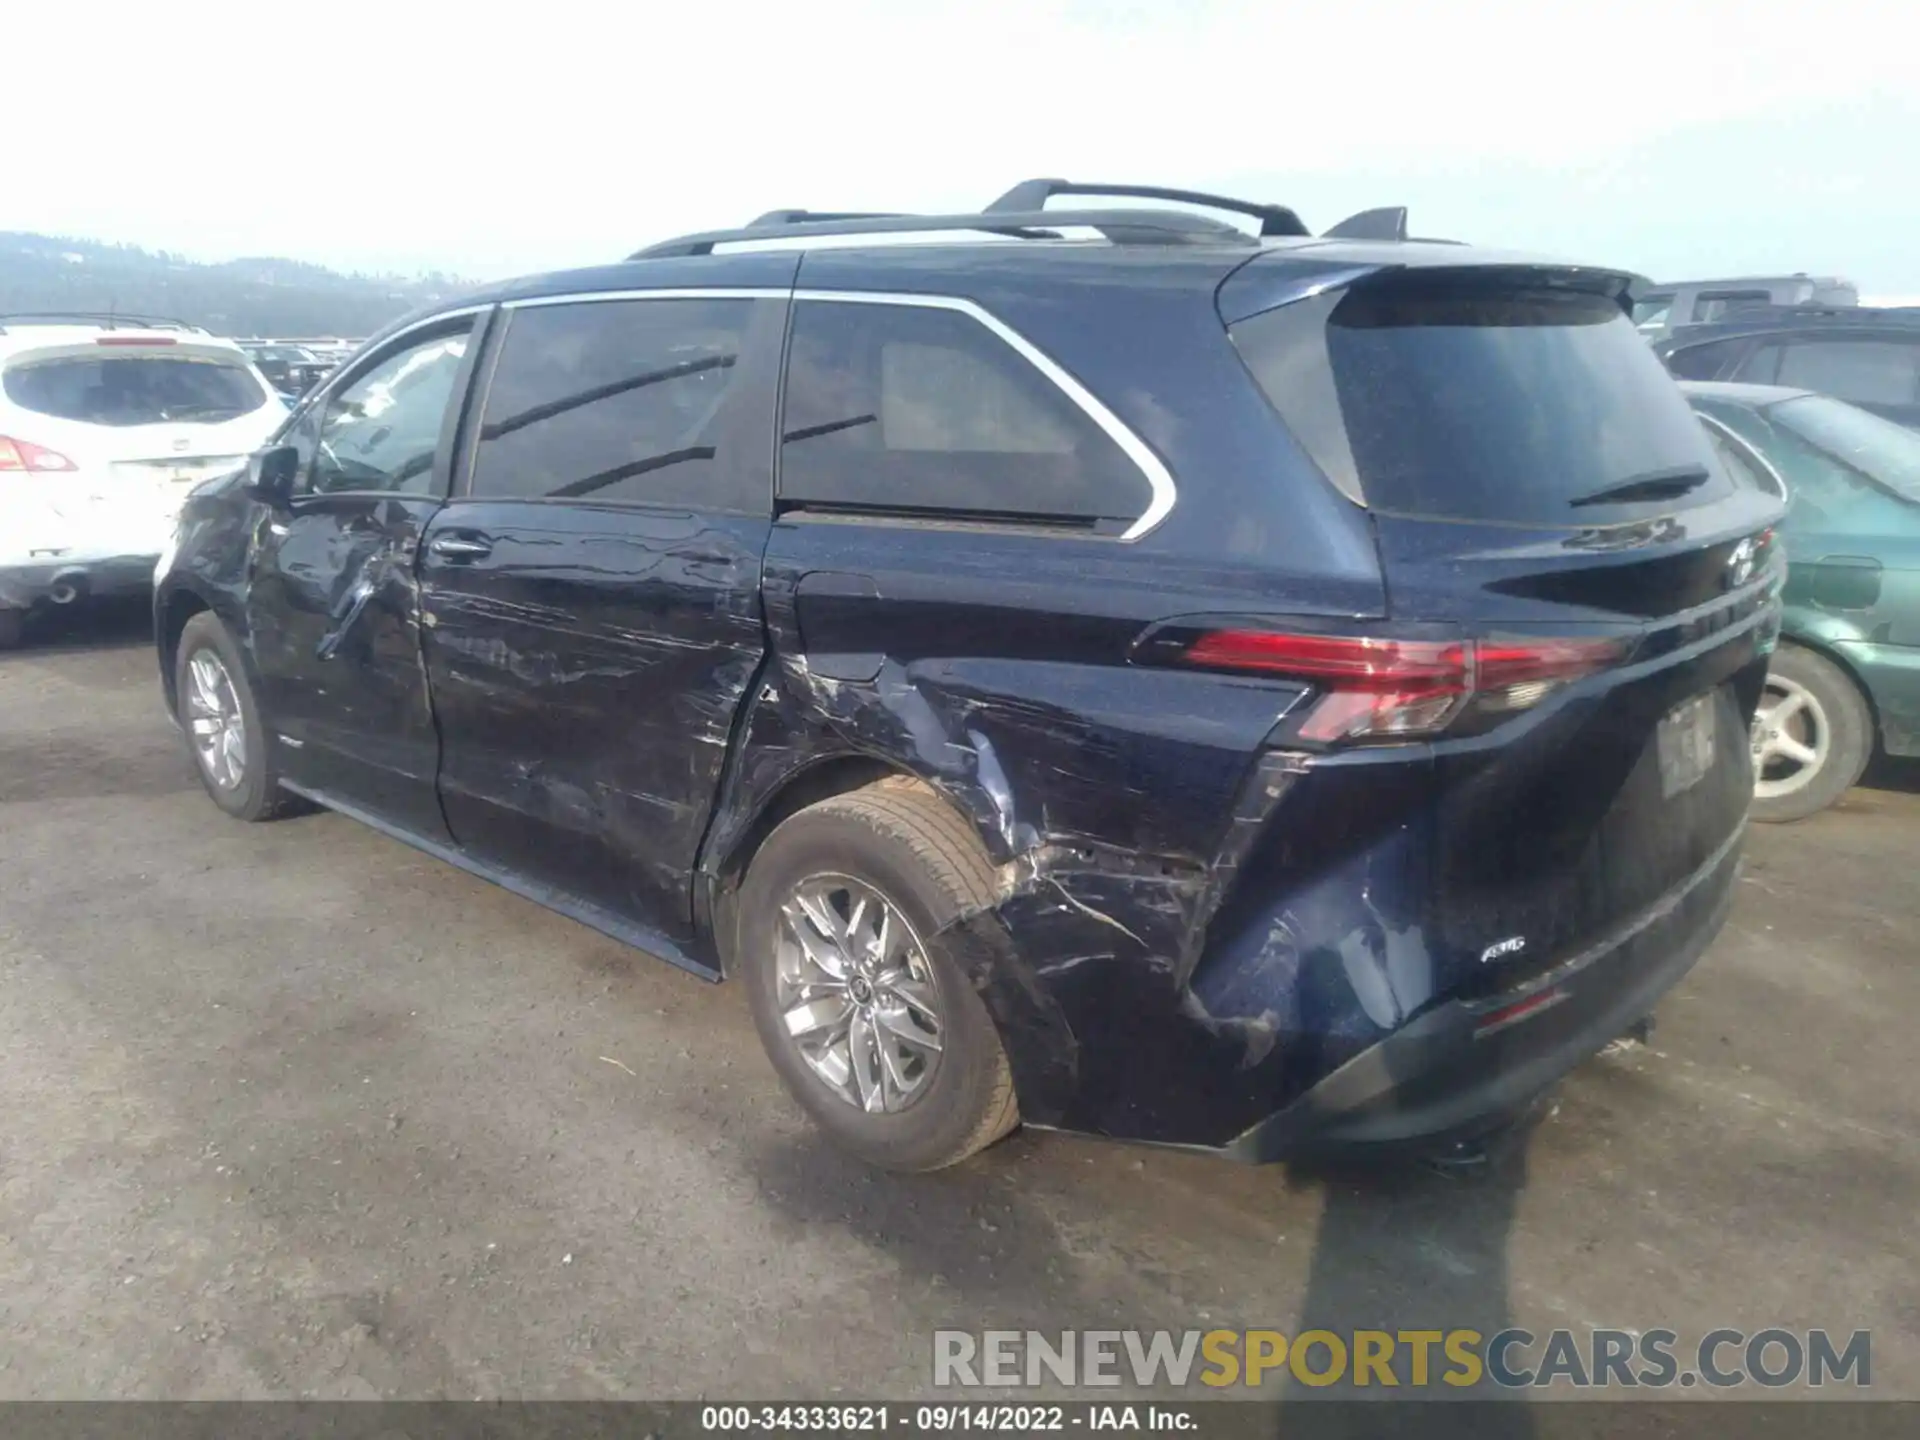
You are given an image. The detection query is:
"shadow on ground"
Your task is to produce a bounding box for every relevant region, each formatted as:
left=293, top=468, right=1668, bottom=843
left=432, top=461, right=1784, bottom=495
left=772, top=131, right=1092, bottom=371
left=8, top=594, right=153, bottom=656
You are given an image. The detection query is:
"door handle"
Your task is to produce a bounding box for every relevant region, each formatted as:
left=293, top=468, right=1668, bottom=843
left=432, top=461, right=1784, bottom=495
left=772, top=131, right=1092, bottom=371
left=428, top=534, right=493, bottom=561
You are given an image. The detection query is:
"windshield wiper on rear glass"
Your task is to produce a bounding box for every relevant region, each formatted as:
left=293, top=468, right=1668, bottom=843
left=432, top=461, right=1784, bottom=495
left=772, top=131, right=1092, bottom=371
left=1567, top=464, right=1710, bottom=508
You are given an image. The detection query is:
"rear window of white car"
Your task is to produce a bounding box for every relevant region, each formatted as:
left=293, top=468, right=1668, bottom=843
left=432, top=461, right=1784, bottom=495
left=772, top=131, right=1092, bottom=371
left=3, top=355, right=267, bottom=427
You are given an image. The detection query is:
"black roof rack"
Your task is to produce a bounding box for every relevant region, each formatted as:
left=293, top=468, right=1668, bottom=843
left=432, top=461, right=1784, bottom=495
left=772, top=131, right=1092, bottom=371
left=986, top=178, right=1310, bottom=238
left=746, top=209, right=907, bottom=228
left=632, top=206, right=1257, bottom=259
left=0, top=310, right=201, bottom=334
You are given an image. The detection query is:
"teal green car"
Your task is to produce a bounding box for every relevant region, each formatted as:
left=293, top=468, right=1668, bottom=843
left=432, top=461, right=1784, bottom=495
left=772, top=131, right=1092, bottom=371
left=1684, top=381, right=1920, bottom=820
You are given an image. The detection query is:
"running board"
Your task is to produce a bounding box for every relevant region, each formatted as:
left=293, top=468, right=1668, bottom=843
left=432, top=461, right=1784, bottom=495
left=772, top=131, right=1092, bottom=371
left=278, top=782, right=720, bottom=982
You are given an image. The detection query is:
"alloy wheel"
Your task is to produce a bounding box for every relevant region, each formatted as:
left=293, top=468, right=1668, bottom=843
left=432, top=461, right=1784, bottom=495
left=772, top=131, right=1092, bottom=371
left=774, top=875, right=944, bottom=1113
left=1750, top=674, right=1829, bottom=800
left=184, top=648, right=247, bottom=791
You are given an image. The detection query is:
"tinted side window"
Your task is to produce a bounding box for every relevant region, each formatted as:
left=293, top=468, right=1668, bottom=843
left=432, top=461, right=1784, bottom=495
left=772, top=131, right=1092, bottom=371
left=1665, top=337, right=1751, bottom=381
left=778, top=300, right=1151, bottom=527
left=309, top=324, right=473, bottom=495
left=1768, top=338, right=1920, bottom=407
left=469, top=298, right=756, bottom=508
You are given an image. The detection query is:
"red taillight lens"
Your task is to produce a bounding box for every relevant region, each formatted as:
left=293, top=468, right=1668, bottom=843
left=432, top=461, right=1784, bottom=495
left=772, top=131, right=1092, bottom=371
left=0, top=435, right=79, bottom=473
left=96, top=334, right=175, bottom=346
left=1175, top=629, right=1623, bottom=744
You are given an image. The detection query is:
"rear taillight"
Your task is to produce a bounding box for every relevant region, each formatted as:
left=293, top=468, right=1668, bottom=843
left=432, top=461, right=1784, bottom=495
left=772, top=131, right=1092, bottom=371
left=96, top=335, right=175, bottom=346
left=1173, top=629, right=1624, bottom=744
left=0, top=435, right=79, bottom=473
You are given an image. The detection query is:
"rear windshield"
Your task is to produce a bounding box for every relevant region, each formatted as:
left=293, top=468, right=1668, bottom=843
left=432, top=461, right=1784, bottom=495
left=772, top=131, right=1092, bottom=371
left=3, top=355, right=267, bottom=427
left=1232, top=284, right=1728, bottom=523
left=1769, top=393, right=1920, bottom=504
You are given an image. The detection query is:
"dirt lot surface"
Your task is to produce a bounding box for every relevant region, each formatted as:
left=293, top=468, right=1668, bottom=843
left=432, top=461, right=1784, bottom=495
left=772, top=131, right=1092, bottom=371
left=2, top=604, right=1915, bottom=1400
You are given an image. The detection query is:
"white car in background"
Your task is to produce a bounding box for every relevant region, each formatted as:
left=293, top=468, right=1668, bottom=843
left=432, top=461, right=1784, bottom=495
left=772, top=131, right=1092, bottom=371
left=0, top=314, right=286, bottom=648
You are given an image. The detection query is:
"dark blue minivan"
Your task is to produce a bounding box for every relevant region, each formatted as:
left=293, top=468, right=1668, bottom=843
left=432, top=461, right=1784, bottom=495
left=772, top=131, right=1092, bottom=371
left=154, top=183, right=1783, bottom=1170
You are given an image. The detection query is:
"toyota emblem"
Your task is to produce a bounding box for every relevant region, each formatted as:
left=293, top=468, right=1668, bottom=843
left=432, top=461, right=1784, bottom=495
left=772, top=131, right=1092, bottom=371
left=1725, top=537, right=1758, bottom=589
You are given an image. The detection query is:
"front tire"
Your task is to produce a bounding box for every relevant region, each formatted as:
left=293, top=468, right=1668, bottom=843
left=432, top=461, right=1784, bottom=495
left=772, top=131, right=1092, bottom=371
left=1750, top=643, right=1872, bottom=823
left=173, top=612, right=298, bottom=822
left=738, top=780, right=1020, bottom=1171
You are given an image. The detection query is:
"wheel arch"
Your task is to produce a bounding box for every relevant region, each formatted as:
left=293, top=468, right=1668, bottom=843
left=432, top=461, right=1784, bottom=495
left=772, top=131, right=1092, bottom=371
left=157, top=584, right=216, bottom=713
left=701, top=752, right=989, bottom=976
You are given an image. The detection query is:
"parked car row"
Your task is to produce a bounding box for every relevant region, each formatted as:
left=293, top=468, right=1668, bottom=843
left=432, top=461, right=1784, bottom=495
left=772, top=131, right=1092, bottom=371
left=1679, top=382, right=1920, bottom=820
left=1631, top=278, right=1920, bottom=818
left=151, top=180, right=1784, bottom=1173
left=236, top=341, right=332, bottom=398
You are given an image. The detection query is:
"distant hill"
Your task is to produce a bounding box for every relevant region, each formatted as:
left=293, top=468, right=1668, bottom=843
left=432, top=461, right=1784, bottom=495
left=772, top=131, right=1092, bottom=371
left=0, top=232, right=478, bottom=339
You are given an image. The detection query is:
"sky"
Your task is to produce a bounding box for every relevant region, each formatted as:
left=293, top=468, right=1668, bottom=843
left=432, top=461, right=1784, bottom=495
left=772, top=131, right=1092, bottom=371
left=9, top=0, right=1918, bottom=293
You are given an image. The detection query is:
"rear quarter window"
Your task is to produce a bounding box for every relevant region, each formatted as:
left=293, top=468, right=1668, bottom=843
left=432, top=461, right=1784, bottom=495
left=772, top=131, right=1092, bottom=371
left=1231, top=284, right=1727, bottom=524
left=777, top=299, right=1152, bottom=530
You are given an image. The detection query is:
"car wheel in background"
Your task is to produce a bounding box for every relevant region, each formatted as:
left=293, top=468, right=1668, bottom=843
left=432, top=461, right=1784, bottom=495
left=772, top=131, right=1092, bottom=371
left=173, top=612, right=300, bottom=822
left=737, top=779, right=1020, bottom=1171
left=0, top=609, right=23, bottom=650
left=1750, top=643, right=1873, bottom=823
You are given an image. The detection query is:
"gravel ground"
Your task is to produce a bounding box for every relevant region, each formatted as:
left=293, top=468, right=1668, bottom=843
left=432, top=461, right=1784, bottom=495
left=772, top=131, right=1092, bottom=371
left=2, top=602, right=1915, bottom=1400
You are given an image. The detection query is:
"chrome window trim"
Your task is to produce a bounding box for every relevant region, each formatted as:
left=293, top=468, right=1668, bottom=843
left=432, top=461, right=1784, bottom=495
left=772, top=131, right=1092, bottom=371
left=306, top=303, right=489, bottom=411
left=501, top=288, right=788, bottom=308
left=491, top=285, right=1179, bottom=540
left=1696, top=410, right=1789, bottom=500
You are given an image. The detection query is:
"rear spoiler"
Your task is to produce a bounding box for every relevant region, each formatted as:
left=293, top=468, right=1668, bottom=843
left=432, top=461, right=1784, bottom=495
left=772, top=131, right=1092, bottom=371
left=1219, top=255, right=1638, bottom=326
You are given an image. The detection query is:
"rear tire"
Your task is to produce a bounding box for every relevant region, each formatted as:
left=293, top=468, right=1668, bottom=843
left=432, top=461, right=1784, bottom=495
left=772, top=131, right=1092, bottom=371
left=0, top=609, right=24, bottom=651
left=738, top=780, right=1019, bottom=1171
left=1750, top=644, right=1872, bottom=823
left=173, top=612, right=301, bottom=822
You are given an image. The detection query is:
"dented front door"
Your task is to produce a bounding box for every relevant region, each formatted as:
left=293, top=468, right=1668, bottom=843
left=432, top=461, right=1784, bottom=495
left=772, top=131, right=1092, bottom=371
left=417, top=291, right=788, bottom=947
left=246, top=315, right=484, bottom=839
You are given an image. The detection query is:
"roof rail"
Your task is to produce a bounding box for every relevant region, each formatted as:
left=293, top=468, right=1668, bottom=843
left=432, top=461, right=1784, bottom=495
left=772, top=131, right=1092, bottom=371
left=0, top=310, right=203, bottom=335
left=747, top=209, right=906, bottom=228
left=632, top=207, right=1257, bottom=259
left=986, top=178, right=1310, bottom=238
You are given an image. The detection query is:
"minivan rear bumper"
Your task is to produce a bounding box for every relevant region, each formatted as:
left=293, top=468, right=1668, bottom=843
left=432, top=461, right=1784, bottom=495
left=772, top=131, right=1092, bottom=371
left=1218, top=823, right=1741, bottom=1162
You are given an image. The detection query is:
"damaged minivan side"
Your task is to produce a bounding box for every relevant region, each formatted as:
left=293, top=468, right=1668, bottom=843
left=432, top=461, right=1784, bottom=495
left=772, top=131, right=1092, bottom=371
left=155, top=186, right=1784, bottom=1170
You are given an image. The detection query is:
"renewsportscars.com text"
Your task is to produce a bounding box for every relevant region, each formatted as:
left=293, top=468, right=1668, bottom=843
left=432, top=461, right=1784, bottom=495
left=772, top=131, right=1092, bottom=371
left=933, top=1328, right=1871, bottom=1390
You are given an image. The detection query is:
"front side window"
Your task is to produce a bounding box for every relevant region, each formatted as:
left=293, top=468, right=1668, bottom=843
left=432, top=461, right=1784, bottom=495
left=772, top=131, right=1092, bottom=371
left=469, top=297, right=755, bottom=508
left=778, top=300, right=1151, bottom=528
left=3, top=354, right=268, bottom=426
left=308, top=325, right=472, bottom=495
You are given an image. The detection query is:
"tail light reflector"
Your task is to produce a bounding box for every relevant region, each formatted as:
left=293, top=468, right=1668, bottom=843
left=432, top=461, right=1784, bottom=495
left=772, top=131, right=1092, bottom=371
left=0, top=435, right=79, bottom=473
left=1175, top=629, right=1624, bottom=743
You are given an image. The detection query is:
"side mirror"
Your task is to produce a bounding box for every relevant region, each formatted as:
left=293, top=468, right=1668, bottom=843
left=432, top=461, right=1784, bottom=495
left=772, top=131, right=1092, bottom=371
left=244, top=444, right=300, bottom=506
